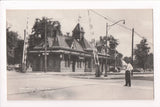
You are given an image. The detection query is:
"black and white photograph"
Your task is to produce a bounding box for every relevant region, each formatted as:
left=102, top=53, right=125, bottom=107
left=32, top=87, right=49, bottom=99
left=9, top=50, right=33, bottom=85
left=6, top=9, right=154, bottom=100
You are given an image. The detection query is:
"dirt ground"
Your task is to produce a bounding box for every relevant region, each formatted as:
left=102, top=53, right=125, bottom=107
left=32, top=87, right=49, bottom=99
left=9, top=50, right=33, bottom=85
left=7, top=71, right=154, bottom=100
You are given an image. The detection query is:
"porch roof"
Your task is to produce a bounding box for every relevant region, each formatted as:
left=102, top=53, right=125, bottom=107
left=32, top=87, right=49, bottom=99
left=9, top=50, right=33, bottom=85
left=29, top=48, right=110, bottom=59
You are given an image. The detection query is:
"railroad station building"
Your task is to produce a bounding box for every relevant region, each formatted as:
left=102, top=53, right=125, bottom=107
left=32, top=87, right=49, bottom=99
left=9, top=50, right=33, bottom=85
left=28, top=23, right=110, bottom=72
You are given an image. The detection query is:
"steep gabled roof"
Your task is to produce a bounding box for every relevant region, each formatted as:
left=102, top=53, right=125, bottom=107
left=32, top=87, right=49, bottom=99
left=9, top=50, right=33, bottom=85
left=80, top=38, right=93, bottom=51
left=65, top=36, right=84, bottom=51
left=33, top=35, right=84, bottom=52
left=57, top=36, right=70, bottom=48
left=72, top=23, right=81, bottom=33
left=65, top=36, right=73, bottom=47
left=72, top=23, right=92, bottom=51
left=72, top=39, right=84, bottom=51
left=72, top=23, right=85, bottom=40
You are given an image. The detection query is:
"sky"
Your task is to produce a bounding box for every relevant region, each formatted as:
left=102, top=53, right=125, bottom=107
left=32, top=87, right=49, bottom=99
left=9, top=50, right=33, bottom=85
left=6, top=9, right=153, bottom=57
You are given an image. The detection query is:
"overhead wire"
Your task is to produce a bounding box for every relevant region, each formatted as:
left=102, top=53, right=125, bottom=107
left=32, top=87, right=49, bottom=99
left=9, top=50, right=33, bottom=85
left=89, top=9, right=153, bottom=45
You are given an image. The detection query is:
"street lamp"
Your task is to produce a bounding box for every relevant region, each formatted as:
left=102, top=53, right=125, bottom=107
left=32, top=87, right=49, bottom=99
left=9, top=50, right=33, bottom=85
left=108, top=20, right=125, bottom=28
left=104, top=19, right=125, bottom=77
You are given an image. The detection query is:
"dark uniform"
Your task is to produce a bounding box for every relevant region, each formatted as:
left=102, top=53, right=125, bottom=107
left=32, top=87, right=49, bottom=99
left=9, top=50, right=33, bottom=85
left=124, top=70, right=131, bottom=87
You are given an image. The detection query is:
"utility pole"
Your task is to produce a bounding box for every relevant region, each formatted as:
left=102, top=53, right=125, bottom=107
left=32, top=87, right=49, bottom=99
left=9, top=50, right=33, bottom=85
left=131, top=28, right=134, bottom=76
left=104, top=23, right=108, bottom=77
left=44, top=18, right=47, bottom=73
left=22, top=29, right=26, bottom=73
left=22, top=17, right=29, bottom=73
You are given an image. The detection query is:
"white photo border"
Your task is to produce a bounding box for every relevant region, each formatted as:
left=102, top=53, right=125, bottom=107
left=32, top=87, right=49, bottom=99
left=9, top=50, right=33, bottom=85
left=0, top=1, right=160, bottom=107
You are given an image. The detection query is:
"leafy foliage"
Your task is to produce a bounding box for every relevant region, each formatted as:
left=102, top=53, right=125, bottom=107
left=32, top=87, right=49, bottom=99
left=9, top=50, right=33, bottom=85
left=123, top=56, right=132, bottom=64
left=29, top=17, right=62, bottom=48
left=96, top=35, right=122, bottom=67
left=144, top=53, right=153, bottom=70
left=97, top=35, right=119, bottom=56
left=116, top=52, right=123, bottom=67
left=134, top=38, right=150, bottom=71
left=7, top=28, right=24, bottom=65
left=7, top=28, right=18, bottom=64
left=14, top=40, right=24, bottom=64
left=108, top=35, right=119, bottom=49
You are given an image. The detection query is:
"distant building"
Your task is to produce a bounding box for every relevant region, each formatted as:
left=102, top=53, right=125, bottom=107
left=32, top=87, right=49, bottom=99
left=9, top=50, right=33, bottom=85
left=28, top=23, right=110, bottom=72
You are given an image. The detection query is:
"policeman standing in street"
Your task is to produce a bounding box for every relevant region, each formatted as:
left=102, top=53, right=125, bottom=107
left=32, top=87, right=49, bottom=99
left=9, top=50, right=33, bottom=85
left=124, top=62, right=133, bottom=87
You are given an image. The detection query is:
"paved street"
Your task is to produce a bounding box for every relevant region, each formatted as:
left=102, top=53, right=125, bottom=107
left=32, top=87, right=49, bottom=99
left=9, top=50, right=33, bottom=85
left=7, top=71, right=154, bottom=100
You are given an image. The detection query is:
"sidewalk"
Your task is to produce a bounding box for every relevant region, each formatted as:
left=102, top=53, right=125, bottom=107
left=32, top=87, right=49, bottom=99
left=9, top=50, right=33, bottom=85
left=8, top=70, right=154, bottom=81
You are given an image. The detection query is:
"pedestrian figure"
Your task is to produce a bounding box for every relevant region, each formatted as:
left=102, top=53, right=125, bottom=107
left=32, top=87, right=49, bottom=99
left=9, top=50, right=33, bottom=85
left=124, top=62, right=133, bottom=87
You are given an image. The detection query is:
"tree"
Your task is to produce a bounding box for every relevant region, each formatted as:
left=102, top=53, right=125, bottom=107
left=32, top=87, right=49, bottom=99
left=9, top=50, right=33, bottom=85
left=29, top=17, right=62, bottom=48
left=14, top=40, right=24, bottom=64
left=97, top=35, right=121, bottom=68
left=144, top=53, right=153, bottom=70
left=134, top=38, right=150, bottom=71
left=7, top=28, right=24, bottom=65
left=123, top=56, right=132, bottom=64
left=116, top=52, right=123, bottom=67
left=7, top=28, right=18, bottom=64
left=97, top=35, right=119, bottom=56
left=108, top=35, right=119, bottom=50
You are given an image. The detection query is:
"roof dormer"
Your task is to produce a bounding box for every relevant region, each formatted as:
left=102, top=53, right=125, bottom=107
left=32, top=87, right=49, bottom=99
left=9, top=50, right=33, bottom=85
left=72, top=23, right=85, bottom=41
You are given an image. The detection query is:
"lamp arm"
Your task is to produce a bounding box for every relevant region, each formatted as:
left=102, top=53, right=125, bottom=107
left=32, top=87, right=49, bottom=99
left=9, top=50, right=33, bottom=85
left=108, top=20, right=125, bottom=27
